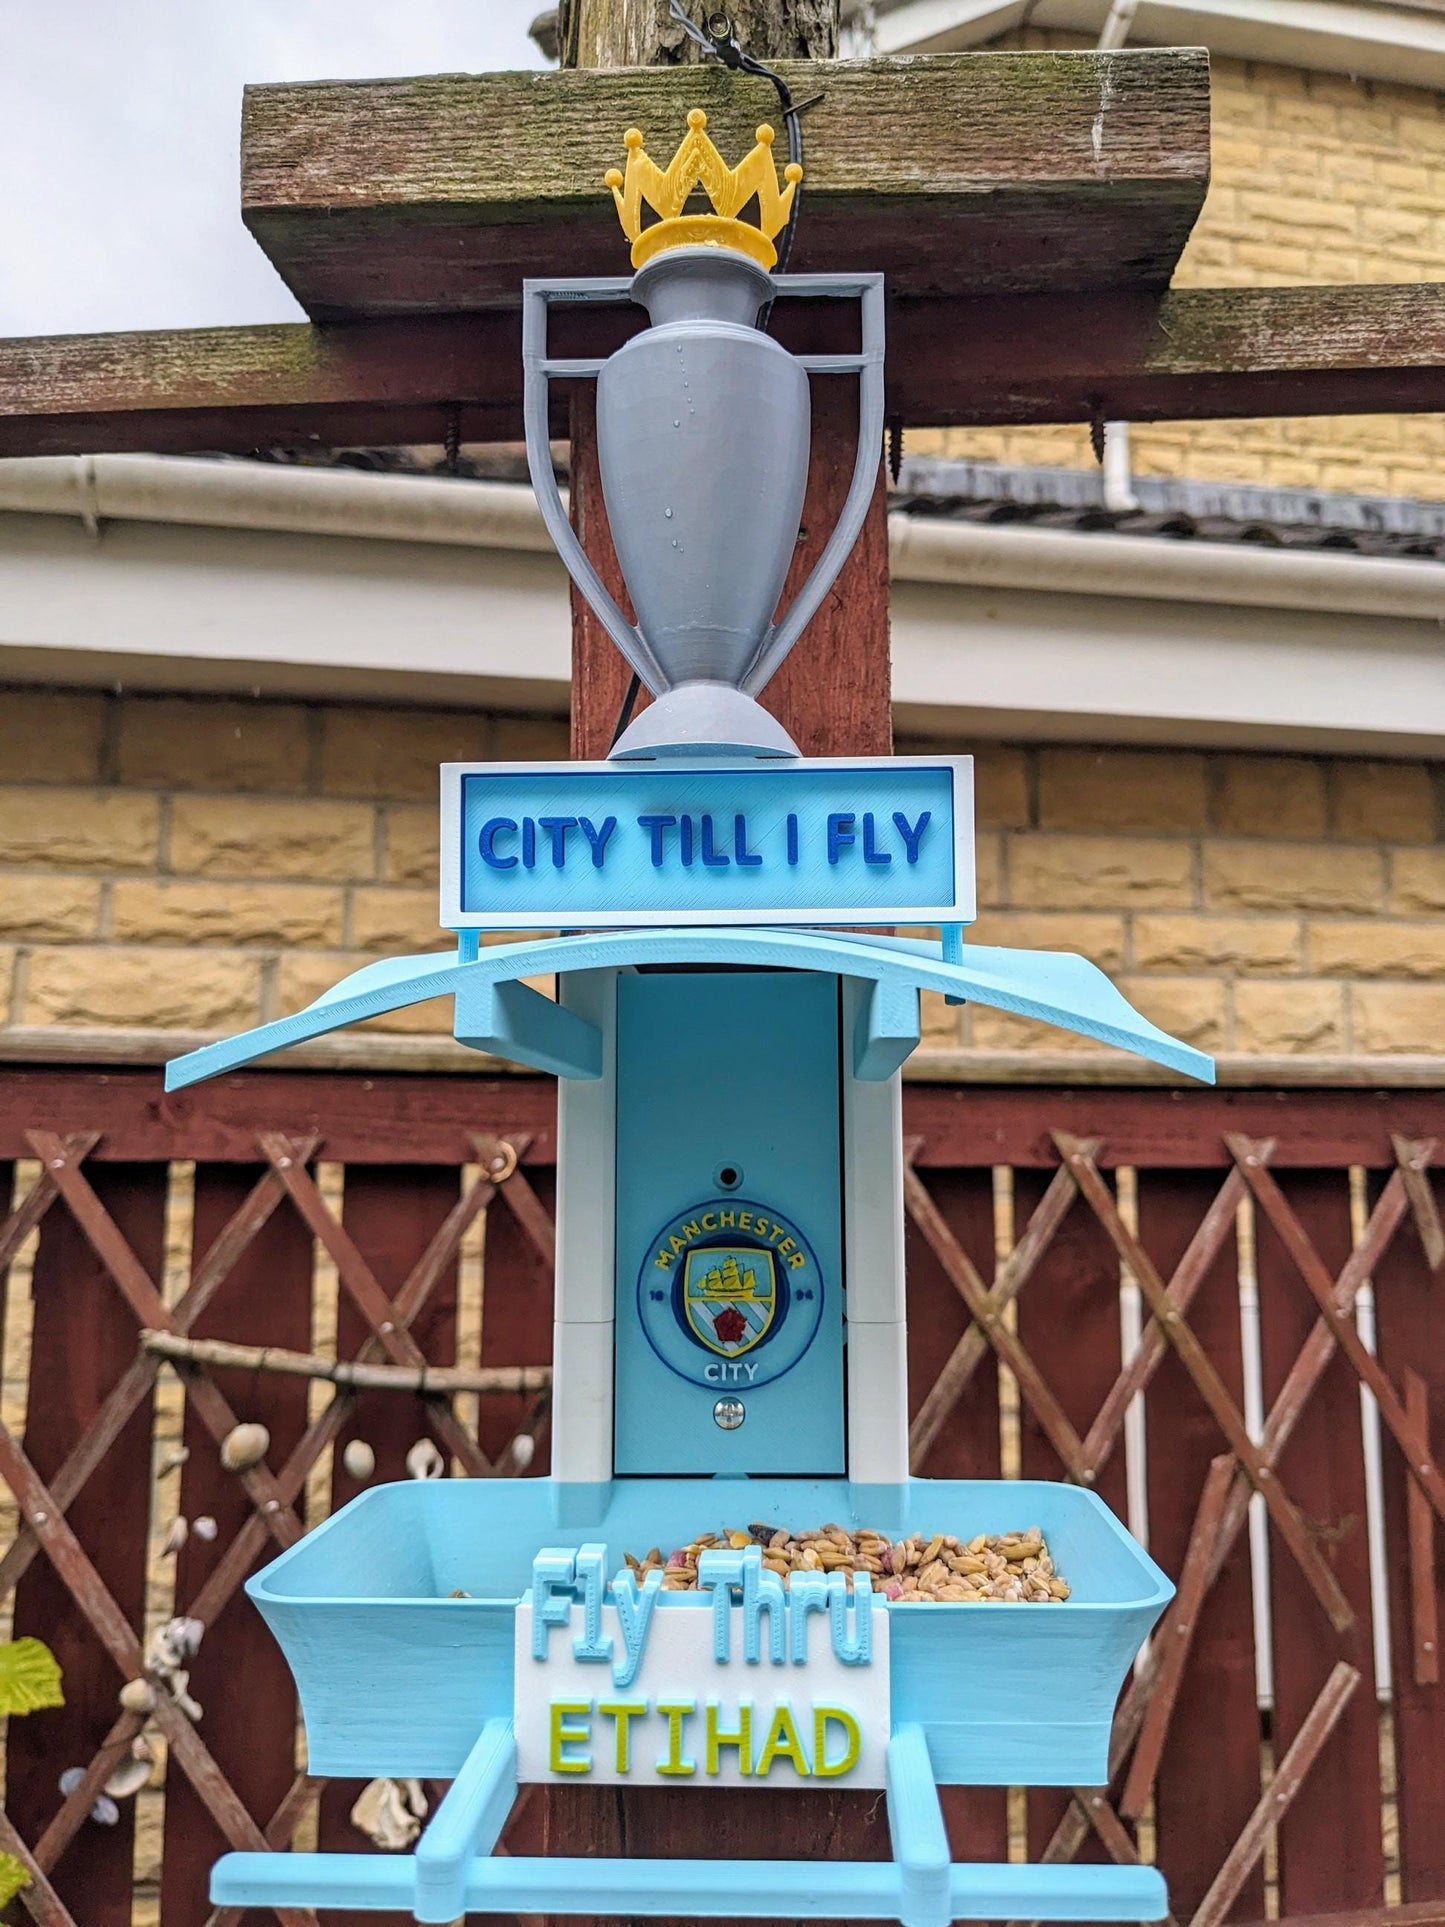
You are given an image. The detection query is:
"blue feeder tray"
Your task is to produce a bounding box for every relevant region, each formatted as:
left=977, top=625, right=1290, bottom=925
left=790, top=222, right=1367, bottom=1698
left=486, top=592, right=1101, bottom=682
left=212, top=1476, right=1172, bottom=1924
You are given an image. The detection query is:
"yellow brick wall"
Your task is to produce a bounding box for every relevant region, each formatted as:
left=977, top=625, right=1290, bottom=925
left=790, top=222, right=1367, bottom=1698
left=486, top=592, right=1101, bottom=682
left=2, top=688, right=1440, bottom=1064
left=917, top=35, right=1445, bottom=497
left=0, top=687, right=566, bottom=1041
left=912, top=740, right=1445, bottom=1060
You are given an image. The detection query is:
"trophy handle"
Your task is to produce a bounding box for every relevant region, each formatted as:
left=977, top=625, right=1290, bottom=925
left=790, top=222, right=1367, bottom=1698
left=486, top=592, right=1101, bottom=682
left=739, top=273, right=886, bottom=700
left=521, top=281, right=672, bottom=696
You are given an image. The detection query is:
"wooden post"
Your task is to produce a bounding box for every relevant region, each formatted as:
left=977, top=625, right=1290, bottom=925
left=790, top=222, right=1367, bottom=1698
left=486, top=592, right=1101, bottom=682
left=559, top=0, right=838, bottom=70
left=564, top=0, right=890, bottom=762
left=552, top=0, right=896, bottom=1903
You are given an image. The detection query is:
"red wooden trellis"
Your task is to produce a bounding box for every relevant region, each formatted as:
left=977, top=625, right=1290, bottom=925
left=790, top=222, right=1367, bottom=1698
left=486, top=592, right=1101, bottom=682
left=0, top=1068, right=1440, bottom=1927
left=0, top=1116, right=554, bottom=1927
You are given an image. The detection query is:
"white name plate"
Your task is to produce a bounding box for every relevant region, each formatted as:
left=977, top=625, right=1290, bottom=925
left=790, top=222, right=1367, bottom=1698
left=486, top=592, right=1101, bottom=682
left=514, top=1596, right=890, bottom=1790
left=440, top=755, right=974, bottom=930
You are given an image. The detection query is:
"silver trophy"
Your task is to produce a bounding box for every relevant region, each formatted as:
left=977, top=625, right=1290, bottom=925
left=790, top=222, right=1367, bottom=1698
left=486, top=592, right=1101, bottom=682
left=523, top=110, right=883, bottom=760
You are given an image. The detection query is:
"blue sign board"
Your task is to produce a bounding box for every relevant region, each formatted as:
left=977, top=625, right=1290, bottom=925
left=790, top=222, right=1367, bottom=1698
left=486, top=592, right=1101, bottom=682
left=439, top=757, right=974, bottom=929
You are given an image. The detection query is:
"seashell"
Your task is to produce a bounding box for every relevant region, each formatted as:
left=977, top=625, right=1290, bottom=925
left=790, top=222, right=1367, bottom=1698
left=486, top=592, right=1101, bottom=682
left=350, top=1777, right=428, bottom=1851
left=192, top=1515, right=218, bottom=1541
left=172, top=1616, right=205, bottom=1657
left=509, top=1433, right=535, bottom=1470
left=169, top=1670, right=203, bottom=1722
left=161, top=1517, right=188, bottom=1556
left=58, top=1768, right=120, bottom=1826
left=148, top=1616, right=203, bottom=1667
left=104, top=1738, right=154, bottom=1801
left=220, top=1423, right=270, bottom=1473
left=343, top=1439, right=376, bottom=1482
left=405, top=1438, right=444, bottom=1481
left=119, top=1678, right=154, bottom=1715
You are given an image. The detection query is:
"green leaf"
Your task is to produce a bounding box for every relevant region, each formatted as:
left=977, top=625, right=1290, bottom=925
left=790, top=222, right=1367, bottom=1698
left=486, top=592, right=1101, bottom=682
left=0, top=1852, right=30, bottom=1905
left=0, top=1638, right=63, bottom=1716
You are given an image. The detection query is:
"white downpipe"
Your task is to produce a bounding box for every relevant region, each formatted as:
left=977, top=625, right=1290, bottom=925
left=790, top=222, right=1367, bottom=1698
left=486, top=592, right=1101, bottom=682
left=1101, top=423, right=1140, bottom=515
left=1095, top=0, right=1141, bottom=517
left=1352, top=1264, right=1395, bottom=1701
left=1236, top=1204, right=1276, bottom=1712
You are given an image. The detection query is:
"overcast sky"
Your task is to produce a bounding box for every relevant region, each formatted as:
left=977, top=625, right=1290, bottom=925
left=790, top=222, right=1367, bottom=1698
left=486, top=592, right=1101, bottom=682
left=0, top=1, right=547, bottom=337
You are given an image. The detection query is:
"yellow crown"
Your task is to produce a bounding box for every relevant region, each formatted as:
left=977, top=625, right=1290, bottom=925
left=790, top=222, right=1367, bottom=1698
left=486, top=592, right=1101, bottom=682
left=605, top=108, right=802, bottom=271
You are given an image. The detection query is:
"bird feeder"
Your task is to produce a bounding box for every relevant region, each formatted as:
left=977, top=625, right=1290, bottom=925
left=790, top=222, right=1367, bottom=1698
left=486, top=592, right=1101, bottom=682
left=168, top=107, right=1209, bottom=1926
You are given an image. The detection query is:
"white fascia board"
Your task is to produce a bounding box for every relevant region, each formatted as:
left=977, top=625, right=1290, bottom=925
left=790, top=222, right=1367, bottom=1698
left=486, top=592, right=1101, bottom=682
left=875, top=0, right=1445, bottom=88
left=874, top=0, right=1029, bottom=53
left=0, top=473, right=1440, bottom=752
left=0, top=509, right=573, bottom=710
left=891, top=575, right=1445, bottom=754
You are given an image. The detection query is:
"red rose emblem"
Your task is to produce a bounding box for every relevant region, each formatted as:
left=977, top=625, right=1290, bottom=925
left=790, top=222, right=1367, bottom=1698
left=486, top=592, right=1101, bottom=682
left=712, top=1306, right=748, bottom=1346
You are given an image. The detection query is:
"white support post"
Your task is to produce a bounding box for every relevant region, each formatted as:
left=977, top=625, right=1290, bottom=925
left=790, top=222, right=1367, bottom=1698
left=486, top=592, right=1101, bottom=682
left=550, top=969, right=617, bottom=1492
left=413, top=1717, right=518, bottom=1923
left=841, top=978, right=911, bottom=1499
left=886, top=1724, right=952, bottom=1927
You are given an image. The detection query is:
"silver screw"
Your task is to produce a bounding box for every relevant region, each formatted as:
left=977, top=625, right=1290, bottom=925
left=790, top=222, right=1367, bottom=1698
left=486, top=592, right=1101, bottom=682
left=712, top=1397, right=745, bottom=1432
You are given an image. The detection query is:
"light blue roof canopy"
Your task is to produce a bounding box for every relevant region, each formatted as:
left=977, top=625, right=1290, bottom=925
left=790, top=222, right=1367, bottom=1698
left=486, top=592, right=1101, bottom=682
left=165, top=928, right=1214, bottom=1091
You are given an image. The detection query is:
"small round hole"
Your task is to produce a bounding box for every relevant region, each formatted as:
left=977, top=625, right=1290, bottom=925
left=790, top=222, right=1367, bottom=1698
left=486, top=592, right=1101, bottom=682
left=714, top=1163, right=743, bottom=1192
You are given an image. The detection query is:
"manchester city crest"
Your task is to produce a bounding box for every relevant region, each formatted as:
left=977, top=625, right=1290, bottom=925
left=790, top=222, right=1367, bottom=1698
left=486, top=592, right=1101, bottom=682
left=683, top=1245, right=776, bottom=1356
left=636, top=1198, right=823, bottom=1390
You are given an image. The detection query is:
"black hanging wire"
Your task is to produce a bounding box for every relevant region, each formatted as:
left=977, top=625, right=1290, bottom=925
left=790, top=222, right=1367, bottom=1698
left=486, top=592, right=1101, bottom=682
left=665, top=3, right=812, bottom=289
left=608, top=670, right=643, bottom=751
left=606, top=4, right=814, bottom=749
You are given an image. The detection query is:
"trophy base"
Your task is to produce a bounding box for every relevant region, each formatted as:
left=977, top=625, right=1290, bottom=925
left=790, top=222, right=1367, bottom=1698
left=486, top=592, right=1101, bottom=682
left=609, top=683, right=801, bottom=761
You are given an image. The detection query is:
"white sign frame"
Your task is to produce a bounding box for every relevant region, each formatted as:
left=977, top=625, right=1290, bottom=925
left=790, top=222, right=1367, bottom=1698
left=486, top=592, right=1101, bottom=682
left=515, top=1599, right=891, bottom=1789
left=439, top=755, right=975, bottom=931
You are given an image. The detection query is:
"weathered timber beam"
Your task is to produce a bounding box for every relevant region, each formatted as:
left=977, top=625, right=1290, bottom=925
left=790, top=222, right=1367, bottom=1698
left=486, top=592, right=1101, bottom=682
left=893, top=282, right=1445, bottom=424
left=2, top=286, right=1442, bottom=458
left=240, top=51, right=1210, bottom=315
left=0, top=317, right=521, bottom=459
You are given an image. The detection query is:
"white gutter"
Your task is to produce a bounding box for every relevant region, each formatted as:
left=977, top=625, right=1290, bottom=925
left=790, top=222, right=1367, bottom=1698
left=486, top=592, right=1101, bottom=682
left=873, top=0, right=1445, bottom=89
left=888, top=514, right=1445, bottom=622
left=0, top=454, right=557, bottom=554
left=2, top=454, right=1440, bottom=624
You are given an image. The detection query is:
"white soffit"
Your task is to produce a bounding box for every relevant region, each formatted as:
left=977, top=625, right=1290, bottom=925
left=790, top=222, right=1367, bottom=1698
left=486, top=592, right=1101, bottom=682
left=0, top=459, right=1440, bottom=754
left=872, top=0, right=1445, bottom=88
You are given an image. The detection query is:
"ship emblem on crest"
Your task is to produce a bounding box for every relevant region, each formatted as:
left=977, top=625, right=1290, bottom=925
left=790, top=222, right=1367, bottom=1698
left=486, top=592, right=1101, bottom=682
left=683, top=1247, right=777, bottom=1357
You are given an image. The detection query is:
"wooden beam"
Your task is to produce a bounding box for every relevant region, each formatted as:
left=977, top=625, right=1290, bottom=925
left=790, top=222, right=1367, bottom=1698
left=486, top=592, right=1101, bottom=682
left=887, top=283, right=1445, bottom=425
left=3, top=284, right=1441, bottom=459
left=239, top=51, right=1210, bottom=317
left=0, top=1066, right=1440, bottom=1167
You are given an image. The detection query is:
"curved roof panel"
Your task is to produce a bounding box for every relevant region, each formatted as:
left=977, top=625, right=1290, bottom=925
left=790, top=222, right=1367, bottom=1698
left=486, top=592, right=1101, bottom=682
left=165, top=928, right=1214, bottom=1091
